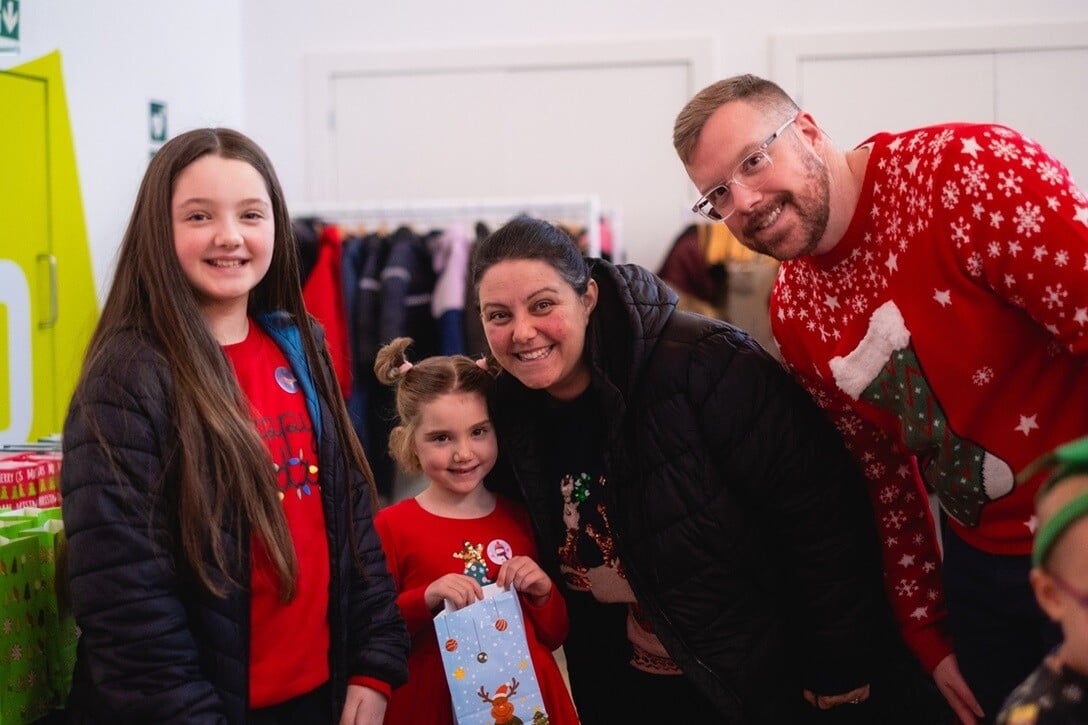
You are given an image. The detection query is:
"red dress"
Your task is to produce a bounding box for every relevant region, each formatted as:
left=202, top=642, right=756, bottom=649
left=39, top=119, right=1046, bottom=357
left=375, top=495, right=579, bottom=723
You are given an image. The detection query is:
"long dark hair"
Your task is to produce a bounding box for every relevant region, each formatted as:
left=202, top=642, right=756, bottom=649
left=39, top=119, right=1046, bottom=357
left=76, top=127, right=376, bottom=601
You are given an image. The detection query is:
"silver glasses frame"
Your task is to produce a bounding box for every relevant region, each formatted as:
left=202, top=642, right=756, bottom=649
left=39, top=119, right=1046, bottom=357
left=691, top=116, right=797, bottom=222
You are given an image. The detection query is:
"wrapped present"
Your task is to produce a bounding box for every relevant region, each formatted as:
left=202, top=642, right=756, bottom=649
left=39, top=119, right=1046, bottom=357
left=434, top=584, right=549, bottom=725
left=0, top=461, right=39, bottom=513
left=0, top=455, right=61, bottom=512
left=0, top=510, right=58, bottom=529
left=20, top=519, right=76, bottom=708
left=21, top=455, right=60, bottom=510
left=0, top=533, right=56, bottom=724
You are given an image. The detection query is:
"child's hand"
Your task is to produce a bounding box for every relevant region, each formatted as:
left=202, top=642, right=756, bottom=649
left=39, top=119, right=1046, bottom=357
left=425, top=574, right=484, bottom=611
left=496, top=556, right=552, bottom=605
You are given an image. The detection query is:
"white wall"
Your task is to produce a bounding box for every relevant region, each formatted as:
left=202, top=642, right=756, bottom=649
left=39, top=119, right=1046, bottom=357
left=6, top=0, right=1088, bottom=292
left=241, top=0, right=1088, bottom=268
left=1, top=0, right=244, bottom=300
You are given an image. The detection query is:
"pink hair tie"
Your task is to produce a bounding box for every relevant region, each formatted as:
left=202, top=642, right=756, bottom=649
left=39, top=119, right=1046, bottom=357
left=397, top=361, right=413, bottom=377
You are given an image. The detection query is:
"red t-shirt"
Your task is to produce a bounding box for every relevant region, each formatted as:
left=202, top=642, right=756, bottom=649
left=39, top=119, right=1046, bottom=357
left=224, top=321, right=331, bottom=707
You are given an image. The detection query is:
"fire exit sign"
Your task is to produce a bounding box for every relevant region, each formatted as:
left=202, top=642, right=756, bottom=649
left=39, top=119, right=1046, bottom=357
left=0, top=0, right=19, bottom=42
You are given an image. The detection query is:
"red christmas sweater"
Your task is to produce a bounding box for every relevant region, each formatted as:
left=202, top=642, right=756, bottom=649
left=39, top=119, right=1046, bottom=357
left=374, top=496, right=579, bottom=724
left=771, top=123, right=1088, bottom=672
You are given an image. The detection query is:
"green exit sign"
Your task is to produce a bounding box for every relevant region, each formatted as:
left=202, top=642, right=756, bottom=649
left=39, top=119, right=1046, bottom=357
left=0, top=0, right=19, bottom=42
left=149, top=101, right=168, bottom=143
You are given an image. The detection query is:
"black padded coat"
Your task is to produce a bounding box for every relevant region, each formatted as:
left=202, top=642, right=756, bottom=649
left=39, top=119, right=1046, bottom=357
left=488, top=261, right=892, bottom=723
left=60, top=313, right=408, bottom=723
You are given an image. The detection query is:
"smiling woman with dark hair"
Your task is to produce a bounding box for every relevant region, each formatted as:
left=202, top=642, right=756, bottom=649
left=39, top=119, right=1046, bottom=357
left=468, top=214, right=932, bottom=724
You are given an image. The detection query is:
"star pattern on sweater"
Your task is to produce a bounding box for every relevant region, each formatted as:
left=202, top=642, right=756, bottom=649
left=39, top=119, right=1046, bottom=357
left=1015, top=415, right=1039, bottom=436
left=774, top=122, right=1088, bottom=669
left=1076, top=206, right=1088, bottom=227
left=961, top=137, right=983, bottom=158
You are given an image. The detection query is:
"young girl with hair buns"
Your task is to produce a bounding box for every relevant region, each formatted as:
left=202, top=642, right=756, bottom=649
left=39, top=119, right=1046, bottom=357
left=373, top=337, right=579, bottom=724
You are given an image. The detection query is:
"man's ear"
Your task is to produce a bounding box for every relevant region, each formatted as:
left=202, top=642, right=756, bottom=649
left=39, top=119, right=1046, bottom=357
left=793, top=111, right=827, bottom=151
left=1030, top=568, right=1065, bottom=623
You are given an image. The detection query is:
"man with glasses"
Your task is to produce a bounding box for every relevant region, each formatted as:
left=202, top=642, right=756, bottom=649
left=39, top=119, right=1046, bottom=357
left=673, top=74, right=1088, bottom=724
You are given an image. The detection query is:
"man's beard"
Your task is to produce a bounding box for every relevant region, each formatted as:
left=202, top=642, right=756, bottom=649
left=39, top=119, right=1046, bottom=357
left=741, top=151, right=830, bottom=261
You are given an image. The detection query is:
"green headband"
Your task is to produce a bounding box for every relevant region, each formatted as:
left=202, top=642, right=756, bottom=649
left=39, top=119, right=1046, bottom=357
left=1033, top=491, right=1088, bottom=568
left=1019, top=435, right=1088, bottom=568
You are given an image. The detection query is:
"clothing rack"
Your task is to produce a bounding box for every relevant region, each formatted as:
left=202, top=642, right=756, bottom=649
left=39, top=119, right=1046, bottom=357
left=291, top=195, right=604, bottom=257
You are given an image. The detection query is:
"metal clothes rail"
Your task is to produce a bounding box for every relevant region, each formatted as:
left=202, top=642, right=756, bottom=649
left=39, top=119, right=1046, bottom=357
left=291, top=195, right=603, bottom=257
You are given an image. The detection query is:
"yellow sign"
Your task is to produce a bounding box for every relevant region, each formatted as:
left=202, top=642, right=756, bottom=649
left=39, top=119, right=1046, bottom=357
left=0, top=51, right=97, bottom=444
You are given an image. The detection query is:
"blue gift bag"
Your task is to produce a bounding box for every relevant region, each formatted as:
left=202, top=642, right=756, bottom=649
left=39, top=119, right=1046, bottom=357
left=433, top=584, right=549, bottom=724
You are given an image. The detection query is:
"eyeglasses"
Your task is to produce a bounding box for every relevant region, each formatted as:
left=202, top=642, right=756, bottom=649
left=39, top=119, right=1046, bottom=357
left=691, top=116, right=796, bottom=222
left=1051, top=571, right=1088, bottom=610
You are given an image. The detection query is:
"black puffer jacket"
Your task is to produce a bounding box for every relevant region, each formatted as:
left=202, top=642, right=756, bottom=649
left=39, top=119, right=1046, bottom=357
left=61, top=313, right=408, bottom=723
left=489, top=261, right=890, bottom=722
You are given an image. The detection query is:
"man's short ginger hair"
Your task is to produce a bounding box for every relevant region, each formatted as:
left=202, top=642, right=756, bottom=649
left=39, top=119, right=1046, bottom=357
left=673, top=74, right=799, bottom=165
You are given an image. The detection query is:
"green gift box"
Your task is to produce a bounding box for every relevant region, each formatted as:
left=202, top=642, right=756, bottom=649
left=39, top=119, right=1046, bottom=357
left=20, top=520, right=76, bottom=708
left=0, top=533, right=56, bottom=724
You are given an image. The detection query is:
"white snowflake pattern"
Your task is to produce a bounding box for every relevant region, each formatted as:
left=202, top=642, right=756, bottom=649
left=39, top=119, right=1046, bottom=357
left=840, top=416, right=864, bottom=436
left=883, top=510, right=907, bottom=530
left=972, top=367, right=994, bottom=386
left=986, top=241, right=1001, bottom=257
left=1015, top=202, right=1043, bottom=237
left=1054, top=249, right=1070, bottom=267
left=941, top=181, right=960, bottom=209
left=965, top=252, right=984, bottom=278
left=959, top=160, right=989, bottom=197
left=1037, top=161, right=1065, bottom=186
left=879, top=486, right=897, bottom=505
left=950, top=218, right=971, bottom=248
left=866, top=462, right=887, bottom=481
left=1043, top=283, right=1069, bottom=310
left=928, top=129, right=955, bottom=155
left=989, top=138, right=1020, bottom=162
left=895, top=579, right=919, bottom=598
left=997, top=169, right=1023, bottom=198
